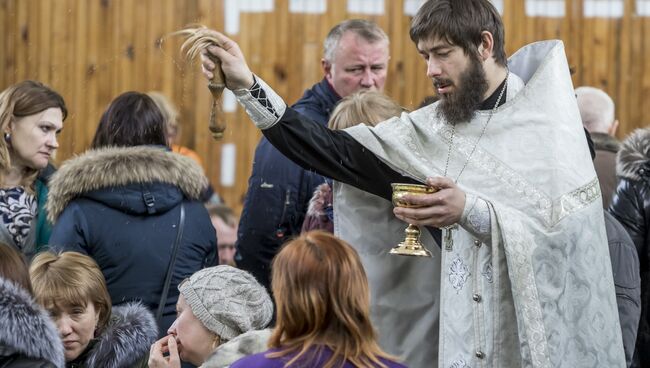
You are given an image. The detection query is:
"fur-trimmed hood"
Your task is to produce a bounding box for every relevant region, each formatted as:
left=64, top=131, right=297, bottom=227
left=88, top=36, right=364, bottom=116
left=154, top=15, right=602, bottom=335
left=0, top=277, right=65, bottom=368
left=46, top=146, right=207, bottom=223
left=617, top=128, right=650, bottom=181
left=80, top=302, right=158, bottom=368
left=200, top=329, right=271, bottom=368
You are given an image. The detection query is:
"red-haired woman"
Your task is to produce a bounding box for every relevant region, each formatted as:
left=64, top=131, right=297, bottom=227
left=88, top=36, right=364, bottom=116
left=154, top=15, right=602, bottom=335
left=231, top=231, right=407, bottom=368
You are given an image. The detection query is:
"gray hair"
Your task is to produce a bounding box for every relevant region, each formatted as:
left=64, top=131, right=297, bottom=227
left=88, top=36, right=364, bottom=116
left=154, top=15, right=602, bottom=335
left=323, top=19, right=389, bottom=62
left=575, top=86, right=615, bottom=133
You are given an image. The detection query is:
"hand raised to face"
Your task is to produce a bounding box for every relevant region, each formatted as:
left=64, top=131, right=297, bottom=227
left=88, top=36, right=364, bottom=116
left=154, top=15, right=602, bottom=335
left=148, top=336, right=181, bottom=368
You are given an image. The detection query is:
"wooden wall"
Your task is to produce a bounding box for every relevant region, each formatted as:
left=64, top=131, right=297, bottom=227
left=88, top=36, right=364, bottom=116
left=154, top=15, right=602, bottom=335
left=1, top=0, right=649, bottom=211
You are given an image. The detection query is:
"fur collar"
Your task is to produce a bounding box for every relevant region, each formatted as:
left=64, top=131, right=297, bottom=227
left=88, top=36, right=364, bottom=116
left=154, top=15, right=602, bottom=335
left=82, top=302, right=158, bottom=368
left=46, top=146, right=207, bottom=223
left=200, top=329, right=271, bottom=368
left=306, top=183, right=332, bottom=217
left=617, top=128, right=650, bottom=181
left=0, top=277, right=65, bottom=368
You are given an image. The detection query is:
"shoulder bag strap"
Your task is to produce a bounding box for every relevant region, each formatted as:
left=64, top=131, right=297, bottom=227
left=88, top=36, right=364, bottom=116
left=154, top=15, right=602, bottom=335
left=155, top=203, right=186, bottom=323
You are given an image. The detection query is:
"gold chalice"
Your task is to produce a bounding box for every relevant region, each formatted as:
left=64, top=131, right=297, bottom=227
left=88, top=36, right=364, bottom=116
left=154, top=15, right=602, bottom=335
left=390, top=183, right=437, bottom=257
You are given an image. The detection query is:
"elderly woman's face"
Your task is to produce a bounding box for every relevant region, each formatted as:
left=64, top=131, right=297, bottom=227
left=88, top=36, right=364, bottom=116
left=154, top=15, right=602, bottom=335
left=167, top=295, right=217, bottom=365
left=49, top=301, right=99, bottom=362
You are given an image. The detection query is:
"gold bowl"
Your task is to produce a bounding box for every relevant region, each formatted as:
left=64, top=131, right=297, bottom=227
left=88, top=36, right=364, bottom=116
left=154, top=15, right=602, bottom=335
left=391, top=183, right=437, bottom=208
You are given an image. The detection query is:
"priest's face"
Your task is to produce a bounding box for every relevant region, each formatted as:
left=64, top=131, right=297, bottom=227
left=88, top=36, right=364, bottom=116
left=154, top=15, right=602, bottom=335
left=417, top=37, right=489, bottom=124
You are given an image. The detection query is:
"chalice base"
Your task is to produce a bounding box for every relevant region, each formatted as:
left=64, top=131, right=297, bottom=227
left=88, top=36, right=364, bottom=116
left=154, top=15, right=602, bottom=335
left=390, top=224, right=432, bottom=257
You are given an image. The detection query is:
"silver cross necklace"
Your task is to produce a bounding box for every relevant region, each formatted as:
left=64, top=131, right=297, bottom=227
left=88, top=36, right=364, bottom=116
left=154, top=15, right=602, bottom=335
left=442, top=72, right=509, bottom=251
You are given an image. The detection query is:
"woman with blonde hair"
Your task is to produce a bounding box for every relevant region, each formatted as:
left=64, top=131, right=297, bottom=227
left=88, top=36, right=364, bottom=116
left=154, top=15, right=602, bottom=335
left=0, top=80, right=67, bottom=256
left=327, top=90, right=405, bottom=131
left=30, top=251, right=157, bottom=367
left=231, top=231, right=406, bottom=368
left=301, top=90, right=405, bottom=233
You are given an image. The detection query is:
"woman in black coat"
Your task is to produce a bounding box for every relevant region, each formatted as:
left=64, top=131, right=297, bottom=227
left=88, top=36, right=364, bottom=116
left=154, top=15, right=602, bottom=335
left=610, top=127, right=650, bottom=368
left=46, top=92, right=216, bottom=336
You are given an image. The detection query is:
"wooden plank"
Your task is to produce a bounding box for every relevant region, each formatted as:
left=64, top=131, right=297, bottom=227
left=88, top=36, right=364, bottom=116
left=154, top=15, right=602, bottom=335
left=72, top=0, right=89, bottom=152
left=592, top=18, right=609, bottom=89
left=634, top=17, right=650, bottom=126
left=134, top=0, right=148, bottom=90
left=36, top=0, right=53, bottom=83
left=85, top=0, right=100, bottom=151
left=623, top=2, right=643, bottom=135
left=388, top=0, right=405, bottom=105
left=161, top=0, right=176, bottom=111
left=0, top=1, right=5, bottom=87
left=1, top=0, right=16, bottom=87
left=14, top=0, right=27, bottom=80
left=147, top=0, right=165, bottom=92
left=119, top=0, right=135, bottom=92
left=617, top=0, right=634, bottom=136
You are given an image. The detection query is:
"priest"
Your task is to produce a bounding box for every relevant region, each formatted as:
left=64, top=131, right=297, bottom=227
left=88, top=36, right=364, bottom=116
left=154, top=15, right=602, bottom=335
left=199, top=1, right=625, bottom=367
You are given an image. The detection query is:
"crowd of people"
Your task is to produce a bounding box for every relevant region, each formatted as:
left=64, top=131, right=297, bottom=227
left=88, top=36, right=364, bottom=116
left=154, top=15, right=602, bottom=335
left=0, top=0, right=648, bottom=367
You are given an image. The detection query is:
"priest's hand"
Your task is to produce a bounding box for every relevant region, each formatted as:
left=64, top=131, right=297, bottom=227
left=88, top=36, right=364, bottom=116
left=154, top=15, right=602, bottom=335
left=393, top=177, right=465, bottom=227
left=200, top=32, right=255, bottom=90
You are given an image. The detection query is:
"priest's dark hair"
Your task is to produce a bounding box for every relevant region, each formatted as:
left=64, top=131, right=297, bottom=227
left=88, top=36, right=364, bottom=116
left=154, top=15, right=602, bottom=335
left=92, top=91, right=167, bottom=149
left=409, top=0, right=507, bottom=67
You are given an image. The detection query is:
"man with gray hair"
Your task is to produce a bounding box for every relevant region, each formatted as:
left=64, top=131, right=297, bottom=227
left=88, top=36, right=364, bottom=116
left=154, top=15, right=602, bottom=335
left=202, top=19, right=390, bottom=293
left=576, top=86, right=620, bottom=207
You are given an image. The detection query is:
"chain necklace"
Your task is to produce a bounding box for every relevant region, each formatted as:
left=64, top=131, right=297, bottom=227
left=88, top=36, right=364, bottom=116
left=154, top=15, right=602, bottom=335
left=440, top=73, right=508, bottom=252
left=443, top=72, right=509, bottom=183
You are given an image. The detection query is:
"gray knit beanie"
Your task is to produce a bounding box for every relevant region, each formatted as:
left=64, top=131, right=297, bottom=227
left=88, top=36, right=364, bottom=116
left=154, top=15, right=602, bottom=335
left=178, top=265, right=273, bottom=341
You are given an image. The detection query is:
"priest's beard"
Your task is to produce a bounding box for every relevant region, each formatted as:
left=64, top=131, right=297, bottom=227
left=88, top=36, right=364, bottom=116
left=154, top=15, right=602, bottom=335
left=435, top=54, right=489, bottom=125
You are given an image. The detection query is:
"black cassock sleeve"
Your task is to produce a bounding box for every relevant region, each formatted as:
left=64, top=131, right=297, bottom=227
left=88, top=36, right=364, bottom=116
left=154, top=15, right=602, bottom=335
left=262, top=107, right=421, bottom=201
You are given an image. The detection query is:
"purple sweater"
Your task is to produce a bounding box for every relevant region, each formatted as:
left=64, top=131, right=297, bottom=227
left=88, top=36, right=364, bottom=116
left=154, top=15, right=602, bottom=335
left=230, top=347, right=407, bottom=368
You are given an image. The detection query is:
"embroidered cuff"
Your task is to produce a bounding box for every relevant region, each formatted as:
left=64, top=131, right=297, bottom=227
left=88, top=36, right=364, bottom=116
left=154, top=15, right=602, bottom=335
left=233, top=75, right=287, bottom=130
left=460, top=193, right=491, bottom=245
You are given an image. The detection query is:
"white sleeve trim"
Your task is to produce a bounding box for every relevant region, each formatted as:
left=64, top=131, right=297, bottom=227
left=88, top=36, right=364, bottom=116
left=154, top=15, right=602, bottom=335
left=233, top=75, right=287, bottom=130
left=460, top=192, right=492, bottom=245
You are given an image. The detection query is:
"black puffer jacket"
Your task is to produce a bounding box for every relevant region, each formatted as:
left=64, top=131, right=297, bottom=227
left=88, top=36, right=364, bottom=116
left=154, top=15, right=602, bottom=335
left=609, top=128, right=650, bottom=367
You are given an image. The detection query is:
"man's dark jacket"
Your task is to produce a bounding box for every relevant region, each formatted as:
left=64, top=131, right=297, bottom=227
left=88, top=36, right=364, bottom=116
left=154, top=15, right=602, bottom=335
left=236, top=78, right=338, bottom=291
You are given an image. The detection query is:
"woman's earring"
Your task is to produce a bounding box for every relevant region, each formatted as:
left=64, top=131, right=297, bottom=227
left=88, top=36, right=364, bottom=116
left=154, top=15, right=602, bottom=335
left=4, top=133, right=10, bottom=143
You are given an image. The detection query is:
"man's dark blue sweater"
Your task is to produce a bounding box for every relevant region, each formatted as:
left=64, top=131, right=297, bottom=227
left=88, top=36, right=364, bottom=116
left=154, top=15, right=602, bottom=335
left=235, top=78, right=339, bottom=291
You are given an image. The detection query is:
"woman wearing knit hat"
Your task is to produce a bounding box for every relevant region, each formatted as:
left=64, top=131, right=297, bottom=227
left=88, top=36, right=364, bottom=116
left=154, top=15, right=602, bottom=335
left=148, top=265, right=273, bottom=368
left=231, top=231, right=407, bottom=368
